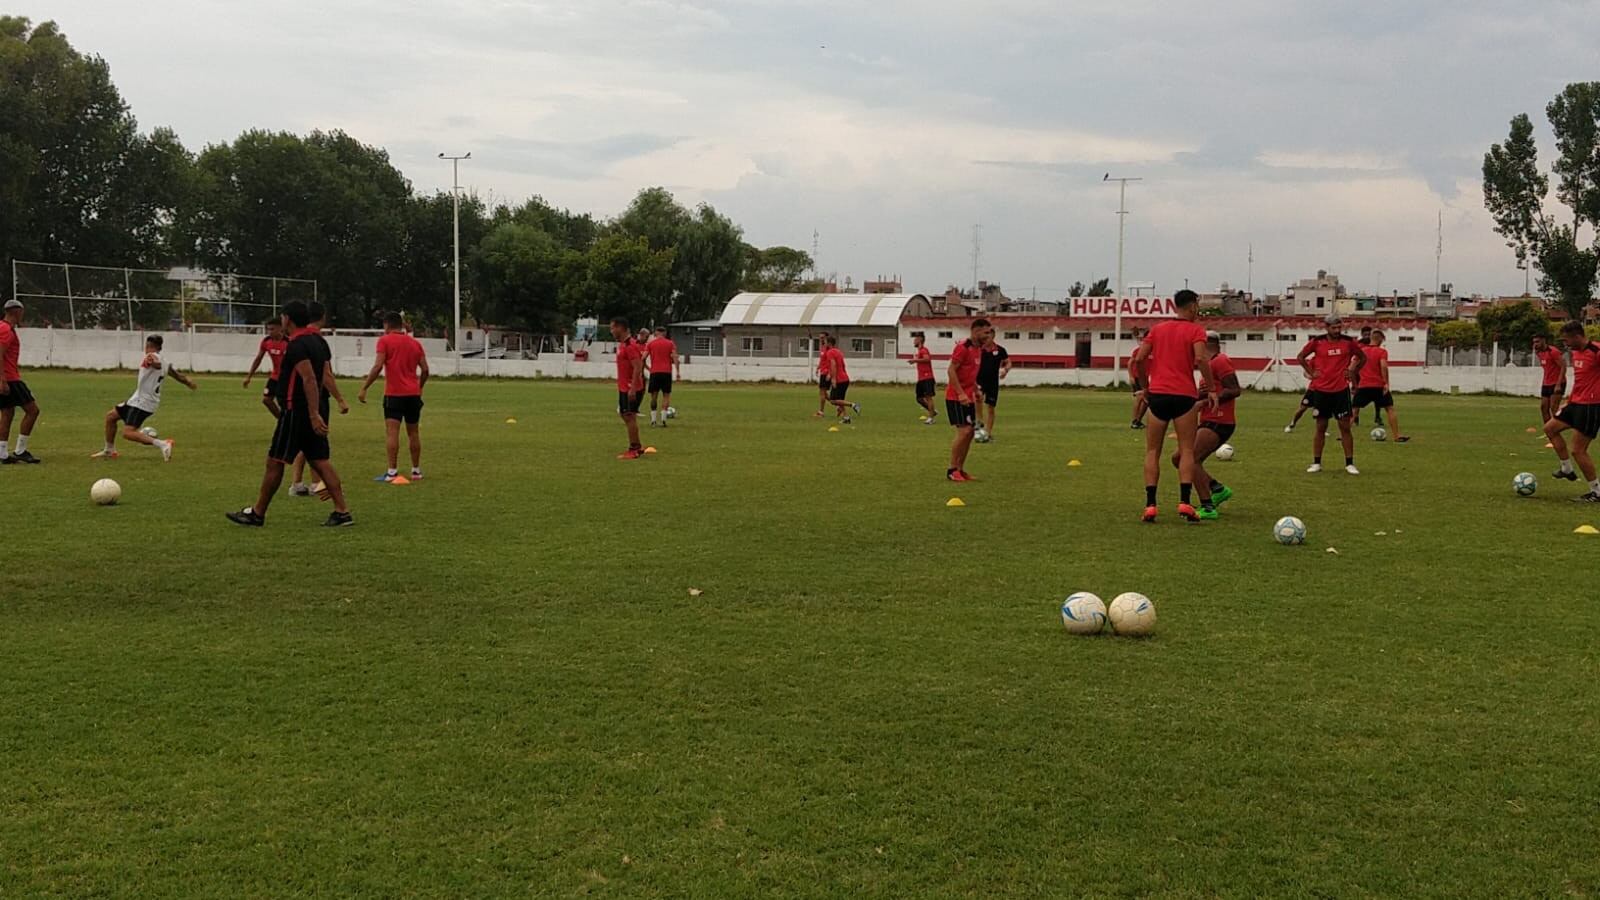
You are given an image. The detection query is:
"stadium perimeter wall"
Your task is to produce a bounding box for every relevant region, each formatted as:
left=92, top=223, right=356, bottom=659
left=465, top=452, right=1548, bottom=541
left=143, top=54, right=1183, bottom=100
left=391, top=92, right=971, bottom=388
left=16, top=328, right=1546, bottom=397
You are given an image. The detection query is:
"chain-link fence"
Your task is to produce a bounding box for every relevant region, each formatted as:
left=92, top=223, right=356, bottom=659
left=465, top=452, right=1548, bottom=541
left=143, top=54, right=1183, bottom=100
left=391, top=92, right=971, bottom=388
left=10, top=261, right=316, bottom=330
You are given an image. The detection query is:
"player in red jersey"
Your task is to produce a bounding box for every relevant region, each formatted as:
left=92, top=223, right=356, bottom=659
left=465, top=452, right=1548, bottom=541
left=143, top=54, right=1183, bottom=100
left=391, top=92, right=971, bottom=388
left=812, top=332, right=832, bottom=417
left=1130, top=290, right=1216, bottom=522
left=1533, top=334, right=1568, bottom=428
left=645, top=326, right=680, bottom=428
left=244, top=319, right=290, bottom=418
left=945, top=319, right=992, bottom=481
left=1295, top=315, right=1365, bottom=475
left=909, top=333, right=938, bottom=423
left=1128, top=325, right=1149, bottom=430
left=1351, top=330, right=1408, bottom=442
left=612, top=317, right=647, bottom=459
left=1545, top=321, right=1600, bottom=501
left=0, top=299, right=42, bottom=464
left=1171, top=331, right=1241, bottom=519
left=822, top=335, right=860, bottom=423
left=358, top=312, right=431, bottom=482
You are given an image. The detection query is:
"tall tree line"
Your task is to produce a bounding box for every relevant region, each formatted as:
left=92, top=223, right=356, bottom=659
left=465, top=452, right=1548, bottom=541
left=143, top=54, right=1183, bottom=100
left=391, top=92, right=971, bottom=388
left=1, top=17, right=814, bottom=335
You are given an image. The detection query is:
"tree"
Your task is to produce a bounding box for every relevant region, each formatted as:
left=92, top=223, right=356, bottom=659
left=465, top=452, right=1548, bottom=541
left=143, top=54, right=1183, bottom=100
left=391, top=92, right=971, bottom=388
left=1087, top=277, right=1113, bottom=296
left=1428, top=320, right=1483, bottom=349
left=395, top=190, right=489, bottom=332
left=1475, top=300, right=1552, bottom=353
left=560, top=234, right=675, bottom=326
left=612, top=187, right=745, bottom=320
left=468, top=222, right=571, bottom=333
left=1068, top=281, right=1085, bottom=298
left=742, top=246, right=813, bottom=292
left=1483, top=83, right=1600, bottom=320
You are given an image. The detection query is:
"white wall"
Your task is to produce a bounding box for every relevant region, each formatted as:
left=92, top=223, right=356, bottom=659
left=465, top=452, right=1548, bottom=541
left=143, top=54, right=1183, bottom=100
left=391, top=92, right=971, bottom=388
left=14, top=327, right=1544, bottom=396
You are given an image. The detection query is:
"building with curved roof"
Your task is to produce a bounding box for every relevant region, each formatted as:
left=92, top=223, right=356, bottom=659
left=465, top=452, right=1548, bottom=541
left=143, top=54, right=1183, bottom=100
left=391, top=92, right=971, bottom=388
left=715, top=292, right=933, bottom=360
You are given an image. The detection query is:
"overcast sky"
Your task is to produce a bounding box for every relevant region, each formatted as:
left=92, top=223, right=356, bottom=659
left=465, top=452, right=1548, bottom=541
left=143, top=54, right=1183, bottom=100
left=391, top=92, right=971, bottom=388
left=33, top=0, right=1600, bottom=298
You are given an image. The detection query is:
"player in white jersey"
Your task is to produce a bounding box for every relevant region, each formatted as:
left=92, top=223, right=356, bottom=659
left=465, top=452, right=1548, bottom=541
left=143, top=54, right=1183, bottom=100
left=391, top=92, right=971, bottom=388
left=92, top=335, right=197, bottom=460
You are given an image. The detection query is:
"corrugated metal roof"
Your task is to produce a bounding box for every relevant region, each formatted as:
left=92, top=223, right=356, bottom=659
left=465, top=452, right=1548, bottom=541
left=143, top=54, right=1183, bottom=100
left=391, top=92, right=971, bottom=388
left=902, top=315, right=1433, bottom=330
left=719, top=293, right=929, bottom=328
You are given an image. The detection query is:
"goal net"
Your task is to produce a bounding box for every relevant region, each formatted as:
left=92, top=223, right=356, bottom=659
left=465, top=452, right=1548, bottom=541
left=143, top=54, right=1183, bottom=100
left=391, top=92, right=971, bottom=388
left=10, top=260, right=316, bottom=331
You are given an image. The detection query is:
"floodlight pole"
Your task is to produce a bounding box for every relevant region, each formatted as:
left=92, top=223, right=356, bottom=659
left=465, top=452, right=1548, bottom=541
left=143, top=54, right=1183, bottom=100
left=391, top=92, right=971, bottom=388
left=1104, top=174, right=1141, bottom=381
left=440, top=152, right=471, bottom=373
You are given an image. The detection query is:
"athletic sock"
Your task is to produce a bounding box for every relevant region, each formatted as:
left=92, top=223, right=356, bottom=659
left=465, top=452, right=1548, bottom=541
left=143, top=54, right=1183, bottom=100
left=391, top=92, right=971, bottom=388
left=1145, top=485, right=1157, bottom=506
left=1561, top=459, right=1575, bottom=474
left=15, top=435, right=28, bottom=453
left=1313, top=455, right=1322, bottom=465
left=1180, top=483, right=1193, bottom=504
left=1345, top=457, right=1354, bottom=467
left=150, top=441, right=163, bottom=452
left=105, top=442, right=115, bottom=453
left=0, top=440, right=7, bottom=458
left=1591, top=480, right=1600, bottom=495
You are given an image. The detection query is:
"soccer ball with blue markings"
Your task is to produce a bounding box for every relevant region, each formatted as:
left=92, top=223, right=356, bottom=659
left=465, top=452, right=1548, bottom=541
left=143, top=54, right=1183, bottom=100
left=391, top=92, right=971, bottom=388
left=1513, top=472, right=1537, bottom=497
left=1274, top=516, right=1307, bottom=545
left=1107, top=592, right=1156, bottom=636
left=1060, top=592, right=1107, bottom=635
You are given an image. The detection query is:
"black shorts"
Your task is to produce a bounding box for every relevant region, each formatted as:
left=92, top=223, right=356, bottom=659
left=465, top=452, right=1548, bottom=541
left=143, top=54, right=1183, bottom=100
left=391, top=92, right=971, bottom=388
left=1145, top=393, right=1197, bottom=422
left=618, top=390, right=643, bottom=416
left=268, top=407, right=330, bottom=464
left=915, top=378, right=936, bottom=400
left=830, top=381, right=850, bottom=402
left=1352, top=387, right=1393, bottom=410
left=1307, top=389, right=1353, bottom=420
left=115, top=404, right=153, bottom=428
left=648, top=372, right=673, bottom=394
left=1557, top=403, right=1600, bottom=439
left=1542, top=385, right=1560, bottom=398
left=979, top=382, right=1000, bottom=406
left=383, top=395, right=424, bottom=424
left=1199, top=421, right=1236, bottom=444
left=1299, top=391, right=1315, bottom=408
left=946, top=399, right=976, bottom=428
left=263, top=378, right=279, bottom=399
left=0, top=380, right=35, bottom=409
left=818, top=376, right=832, bottom=391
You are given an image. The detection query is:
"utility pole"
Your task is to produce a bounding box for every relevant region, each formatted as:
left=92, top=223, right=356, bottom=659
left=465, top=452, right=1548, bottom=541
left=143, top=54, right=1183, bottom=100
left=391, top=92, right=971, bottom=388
left=439, top=152, right=471, bottom=370
left=811, top=229, right=820, bottom=283
left=1435, top=209, right=1443, bottom=294
left=1247, top=243, right=1253, bottom=298
left=970, top=224, right=983, bottom=298
left=1103, top=174, right=1142, bottom=379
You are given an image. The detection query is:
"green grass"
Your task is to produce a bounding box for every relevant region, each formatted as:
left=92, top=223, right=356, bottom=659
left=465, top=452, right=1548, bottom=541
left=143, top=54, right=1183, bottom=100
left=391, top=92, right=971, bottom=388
left=2, top=371, right=1598, bottom=898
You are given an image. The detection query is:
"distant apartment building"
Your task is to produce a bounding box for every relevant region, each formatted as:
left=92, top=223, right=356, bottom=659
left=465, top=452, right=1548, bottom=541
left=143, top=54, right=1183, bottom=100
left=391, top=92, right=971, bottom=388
left=1283, top=270, right=1345, bottom=316
left=1416, top=286, right=1456, bottom=319
left=862, top=275, right=903, bottom=294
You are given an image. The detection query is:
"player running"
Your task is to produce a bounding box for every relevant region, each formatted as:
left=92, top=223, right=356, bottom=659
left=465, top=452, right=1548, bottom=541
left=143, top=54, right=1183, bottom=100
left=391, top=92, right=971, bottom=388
left=244, top=319, right=289, bottom=418
left=1130, top=290, right=1216, bottom=523
left=946, top=318, right=992, bottom=482
left=1534, top=334, right=1568, bottom=428
left=357, top=312, right=430, bottom=482
left=645, top=326, right=680, bottom=428
left=813, top=331, right=832, bottom=417
left=909, top=333, right=938, bottom=423
left=92, top=335, right=196, bottom=460
left=977, top=334, right=1011, bottom=440
left=0, top=298, right=42, bottom=464
left=226, top=301, right=353, bottom=527
left=1295, top=314, right=1365, bottom=475
left=1545, top=321, right=1600, bottom=501
left=1351, top=330, right=1408, bottom=442
left=612, top=317, right=647, bottom=459
left=822, top=335, right=860, bottom=423
left=1171, top=331, right=1240, bottom=519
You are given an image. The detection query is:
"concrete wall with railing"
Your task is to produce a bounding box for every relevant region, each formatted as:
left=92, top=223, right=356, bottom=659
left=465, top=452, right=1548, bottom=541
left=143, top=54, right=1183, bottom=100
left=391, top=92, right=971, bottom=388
left=15, top=327, right=1549, bottom=396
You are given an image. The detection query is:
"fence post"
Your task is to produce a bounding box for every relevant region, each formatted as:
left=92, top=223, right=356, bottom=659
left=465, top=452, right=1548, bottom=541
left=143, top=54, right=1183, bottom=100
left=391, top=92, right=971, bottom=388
left=64, top=264, right=77, bottom=329
left=1492, top=340, right=1500, bottom=393
left=272, top=278, right=278, bottom=318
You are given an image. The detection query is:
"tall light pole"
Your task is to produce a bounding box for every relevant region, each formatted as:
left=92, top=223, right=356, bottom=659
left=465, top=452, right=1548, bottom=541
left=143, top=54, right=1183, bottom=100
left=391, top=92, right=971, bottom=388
left=439, top=152, right=471, bottom=370
left=1103, top=174, right=1141, bottom=379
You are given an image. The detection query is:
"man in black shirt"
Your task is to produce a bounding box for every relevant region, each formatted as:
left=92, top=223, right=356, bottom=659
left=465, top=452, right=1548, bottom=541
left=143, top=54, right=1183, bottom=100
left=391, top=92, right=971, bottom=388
left=976, top=336, right=1010, bottom=440
left=227, top=301, right=354, bottom=527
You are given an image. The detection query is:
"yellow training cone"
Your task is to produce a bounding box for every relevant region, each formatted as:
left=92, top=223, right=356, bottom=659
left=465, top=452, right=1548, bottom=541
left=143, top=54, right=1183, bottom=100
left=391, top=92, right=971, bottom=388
left=1576, top=525, right=1599, bottom=535
left=828, top=426, right=840, bottom=433
left=643, top=447, right=658, bottom=455
left=1545, top=442, right=1555, bottom=449
left=946, top=497, right=966, bottom=507
left=1068, top=459, right=1083, bottom=467
left=1526, top=427, right=1539, bottom=434
left=505, top=417, right=518, bottom=424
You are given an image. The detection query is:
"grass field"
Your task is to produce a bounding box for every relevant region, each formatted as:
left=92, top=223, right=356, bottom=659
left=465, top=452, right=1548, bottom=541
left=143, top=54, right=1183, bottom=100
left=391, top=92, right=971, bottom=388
left=2, top=370, right=1598, bottom=897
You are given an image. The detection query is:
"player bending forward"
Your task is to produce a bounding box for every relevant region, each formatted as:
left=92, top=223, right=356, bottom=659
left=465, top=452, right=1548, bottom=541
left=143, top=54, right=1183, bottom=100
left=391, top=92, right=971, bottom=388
left=1545, top=321, right=1600, bottom=502
left=1130, top=290, right=1216, bottom=522
left=92, top=335, right=195, bottom=460
left=1295, top=314, right=1364, bottom=475
left=1170, top=331, right=1240, bottom=519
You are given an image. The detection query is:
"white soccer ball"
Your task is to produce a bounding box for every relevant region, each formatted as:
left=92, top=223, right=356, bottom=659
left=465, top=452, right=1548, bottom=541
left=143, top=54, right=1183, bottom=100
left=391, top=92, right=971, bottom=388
left=1274, top=515, right=1307, bottom=545
left=1107, top=592, right=1157, bottom=636
left=1513, top=472, right=1538, bottom=497
left=974, top=427, right=991, bottom=443
left=140, top=426, right=158, bottom=438
left=665, top=406, right=676, bottom=419
left=1371, top=427, right=1387, bottom=442
left=1214, top=443, right=1235, bottom=461
left=90, top=478, right=122, bottom=506
left=1060, top=592, right=1107, bottom=635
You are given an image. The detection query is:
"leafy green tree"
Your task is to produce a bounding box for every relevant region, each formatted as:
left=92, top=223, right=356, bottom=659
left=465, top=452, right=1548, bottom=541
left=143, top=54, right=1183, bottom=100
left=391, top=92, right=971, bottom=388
left=742, top=246, right=813, bottom=292
left=1483, top=83, right=1600, bottom=320
left=1428, top=319, right=1483, bottom=349
left=1475, top=300, right=1553, bottom=352
left=495, top=196, right=598, bottom=252
left=394, top=190, right=489, bottom=332
left=1088, top=277, right=1113, bottom=296
left=468, top=223, right=572, bottom=333
left=612, top=187, right=744, bottom=320
left=560, top=234, right=675, bottom=326
left=1068, top=281, right=1085, bottom=297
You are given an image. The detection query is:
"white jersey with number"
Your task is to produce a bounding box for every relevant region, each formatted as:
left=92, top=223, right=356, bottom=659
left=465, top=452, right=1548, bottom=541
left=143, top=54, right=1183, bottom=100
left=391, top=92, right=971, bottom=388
left=125, top=353, right=166, bottom=413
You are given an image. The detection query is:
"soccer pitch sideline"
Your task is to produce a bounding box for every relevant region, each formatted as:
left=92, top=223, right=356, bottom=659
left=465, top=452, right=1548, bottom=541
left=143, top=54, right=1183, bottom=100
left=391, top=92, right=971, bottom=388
left=2, top=371, right=1597, bottom=897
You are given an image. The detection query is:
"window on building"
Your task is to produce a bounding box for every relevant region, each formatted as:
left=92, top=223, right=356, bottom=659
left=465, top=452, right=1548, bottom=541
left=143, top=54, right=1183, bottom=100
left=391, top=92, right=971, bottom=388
left=1280, top=335, right=1297, bottom=342
left=1099, top=333, right=1115, bottom=341
left=851, top=338, right=873, bottom=353
left=742, top=337, right=764, bottom=352
left=1055, top=332, right=1072, bottom=340
left=1247, top=333, right=1265, bottom=341
left=693, top=336, right=712, bottom=354
left=1316, top=298, right=1325, bottom=309
left=1219, top=333, right=1238, bottom=341
left=1028, top=332, right=1045, bottom=340
left=938, top=331, right=953, bottom=339
left=1398, top=336, right=1415, bottom=342
left=1003, top=331, right=1021, bottom=340
left=909, top=331, right=925, bottom=339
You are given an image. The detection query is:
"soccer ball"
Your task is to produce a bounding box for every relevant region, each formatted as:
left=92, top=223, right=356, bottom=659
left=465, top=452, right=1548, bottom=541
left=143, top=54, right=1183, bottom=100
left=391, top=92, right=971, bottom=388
left=1214, top=443, right=1235, bottom=461
left=1274, top=516, right=1307, bottom=545
left=665, top=407, right=677, bottom=419
left=90, top=478, right=122, bottom=506
left=1107, top=592, right=1156, bottom=636
left=1371, top=427, right=1387, bottom=442
left=1060, top=592, right=1107, bottom=635
left=140, top=426, right=158, bottom=438
left=974, top=427, right=991, bottom=443
left=1513, top=472, right=1538, bottom=497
